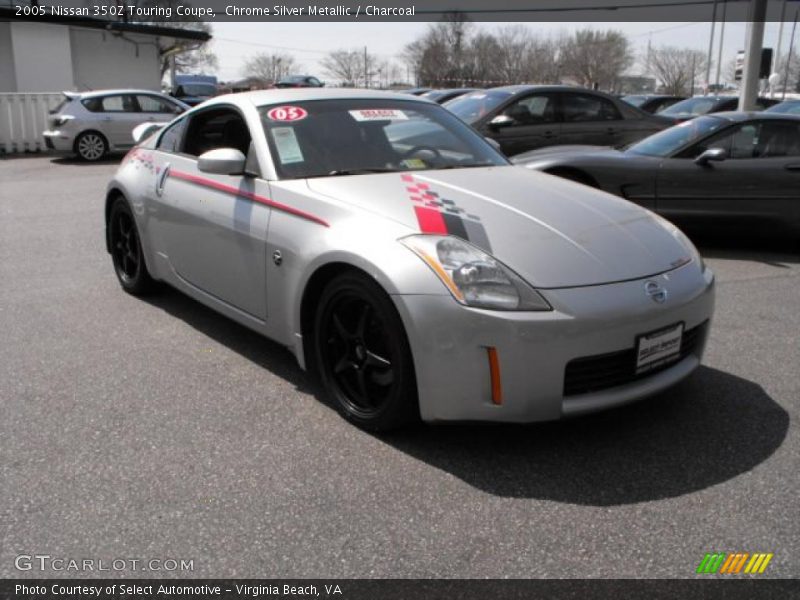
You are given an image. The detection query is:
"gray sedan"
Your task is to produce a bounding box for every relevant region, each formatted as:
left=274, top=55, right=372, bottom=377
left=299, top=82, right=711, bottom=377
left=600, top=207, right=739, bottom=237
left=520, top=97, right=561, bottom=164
left=513, top=112, right=800, bottom=232
left=105, top=89, right=714, bottom=430
left=444, top=85, right=671, bottom=156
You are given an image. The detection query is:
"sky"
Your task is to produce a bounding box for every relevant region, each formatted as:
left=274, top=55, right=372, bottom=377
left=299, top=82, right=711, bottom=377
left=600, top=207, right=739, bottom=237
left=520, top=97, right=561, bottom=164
left=208, top=21, right=798, bottom=85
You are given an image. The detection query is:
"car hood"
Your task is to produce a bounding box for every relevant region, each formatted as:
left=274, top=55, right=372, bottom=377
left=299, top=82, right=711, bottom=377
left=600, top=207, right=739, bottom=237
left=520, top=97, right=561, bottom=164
left=511, top=145, right=619, bottom=164
left=306, top=166, right=692, bottom=289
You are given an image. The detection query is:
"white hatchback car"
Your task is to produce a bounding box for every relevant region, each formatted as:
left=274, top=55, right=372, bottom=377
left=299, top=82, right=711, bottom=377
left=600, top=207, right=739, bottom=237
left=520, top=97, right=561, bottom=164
left=43, top=90, right=189, bottom=161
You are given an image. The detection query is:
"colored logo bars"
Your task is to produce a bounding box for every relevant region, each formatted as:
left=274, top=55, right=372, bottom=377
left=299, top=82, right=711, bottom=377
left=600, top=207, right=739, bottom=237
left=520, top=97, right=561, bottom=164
left=696, top=552, right=773, bottom=574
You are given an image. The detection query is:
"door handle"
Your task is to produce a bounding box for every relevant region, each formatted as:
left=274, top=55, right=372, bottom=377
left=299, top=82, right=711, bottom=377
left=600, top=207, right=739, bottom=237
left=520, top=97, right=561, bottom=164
left=784, top=163, right=800, bottom=171
left=156, top=163, right=170, bottom=197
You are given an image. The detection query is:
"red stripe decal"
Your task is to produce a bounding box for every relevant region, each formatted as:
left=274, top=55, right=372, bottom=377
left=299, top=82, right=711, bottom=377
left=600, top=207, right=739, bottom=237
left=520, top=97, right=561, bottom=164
left=414, top=206, right=448, bottom=234
left=169, top=170, right=329, bottom=228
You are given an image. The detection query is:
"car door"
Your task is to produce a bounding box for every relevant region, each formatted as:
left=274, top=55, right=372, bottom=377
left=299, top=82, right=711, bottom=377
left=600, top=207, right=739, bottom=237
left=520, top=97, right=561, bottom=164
left=656, top=120, right=800, bottom=223
left=135, top=94, right=183, bottom=124
left=93, top=94, right=141, bottom=149
left=558, top=92, right=624, bottom=147
left=150, top=106, right=270, bottom=319
left=481, top=92, right=561, bottom=156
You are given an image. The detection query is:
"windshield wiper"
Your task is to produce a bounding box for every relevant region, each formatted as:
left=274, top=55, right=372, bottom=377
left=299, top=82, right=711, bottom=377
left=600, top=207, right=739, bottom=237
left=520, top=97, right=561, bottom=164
left=323, top=167, right=399, bottom=177
left=430, top=162, right=499, bottom=170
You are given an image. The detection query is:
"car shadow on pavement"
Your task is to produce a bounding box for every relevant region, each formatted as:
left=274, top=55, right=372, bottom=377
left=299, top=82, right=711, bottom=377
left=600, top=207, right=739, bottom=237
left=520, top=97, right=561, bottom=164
left=381, top=367, right=789, bottom=506
left=140, top=289, right=789, bottom=507
left=140, top=286, right=320, bottom=397
left=51, top=156, right=122, bottom=166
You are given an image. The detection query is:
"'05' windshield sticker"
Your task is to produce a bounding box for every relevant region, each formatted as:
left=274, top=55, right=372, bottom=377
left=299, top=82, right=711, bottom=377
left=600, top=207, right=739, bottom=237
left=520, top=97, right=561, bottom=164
left=266, top=106, right=308, bottom=122
left=401, top=173, right=492, bottom=253
left=349, top=109, right=408, bottom=122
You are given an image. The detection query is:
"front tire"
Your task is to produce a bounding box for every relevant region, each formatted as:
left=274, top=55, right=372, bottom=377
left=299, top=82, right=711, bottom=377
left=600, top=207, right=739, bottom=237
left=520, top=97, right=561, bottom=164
left=313, top=272, right=418, bottom=431
left=75, top=131, right=108, bottom=162
left=108, top=197, right=155, bottom=296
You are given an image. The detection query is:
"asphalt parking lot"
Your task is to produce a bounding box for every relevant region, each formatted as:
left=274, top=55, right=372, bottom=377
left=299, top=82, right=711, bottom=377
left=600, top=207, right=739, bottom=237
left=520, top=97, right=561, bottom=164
left=1, top=155, right=798, bottom=580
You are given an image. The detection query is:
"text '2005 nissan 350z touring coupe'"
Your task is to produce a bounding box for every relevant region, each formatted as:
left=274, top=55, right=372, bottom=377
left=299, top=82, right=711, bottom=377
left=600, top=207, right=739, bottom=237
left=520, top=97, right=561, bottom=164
left=105, top=89, right=715, bottom=431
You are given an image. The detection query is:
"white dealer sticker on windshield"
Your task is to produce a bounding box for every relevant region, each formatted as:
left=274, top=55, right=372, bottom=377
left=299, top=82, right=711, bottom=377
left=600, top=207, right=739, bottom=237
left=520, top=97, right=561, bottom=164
left=271, top=127, right=304, bottom=164
left=349, top=109, right=408, bottom=121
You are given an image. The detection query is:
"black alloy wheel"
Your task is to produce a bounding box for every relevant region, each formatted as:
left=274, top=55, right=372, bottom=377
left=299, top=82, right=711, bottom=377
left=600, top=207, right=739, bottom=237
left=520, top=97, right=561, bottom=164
left=314, top=272, right=418, bottom=431
left=109, top=197, right=155, bottom=295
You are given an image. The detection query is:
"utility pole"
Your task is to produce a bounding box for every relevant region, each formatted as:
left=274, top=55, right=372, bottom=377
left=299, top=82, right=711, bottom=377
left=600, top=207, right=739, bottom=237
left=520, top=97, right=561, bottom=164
left=715, top=0, right=728, bottom=88
left=364, top=46, right=368, bottom=89
left=738, top=0, right=767, bottom=111
left=782, top=8, right=798, bottom=99
left=705, top=0, right=719, bottom=93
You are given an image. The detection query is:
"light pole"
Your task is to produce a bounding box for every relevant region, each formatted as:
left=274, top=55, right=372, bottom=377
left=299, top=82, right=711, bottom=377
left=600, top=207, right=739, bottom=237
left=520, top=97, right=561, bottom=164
left=738, top=0, right=768, bottom=111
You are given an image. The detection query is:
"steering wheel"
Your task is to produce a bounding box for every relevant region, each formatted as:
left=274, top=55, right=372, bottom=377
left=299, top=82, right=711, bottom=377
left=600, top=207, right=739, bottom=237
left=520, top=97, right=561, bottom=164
left=402, top=145, right=442, bottom=160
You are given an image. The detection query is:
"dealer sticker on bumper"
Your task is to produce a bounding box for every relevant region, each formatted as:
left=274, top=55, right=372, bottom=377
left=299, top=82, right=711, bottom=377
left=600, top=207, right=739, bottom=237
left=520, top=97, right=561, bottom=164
left=636, top=323, right=684, bottom=373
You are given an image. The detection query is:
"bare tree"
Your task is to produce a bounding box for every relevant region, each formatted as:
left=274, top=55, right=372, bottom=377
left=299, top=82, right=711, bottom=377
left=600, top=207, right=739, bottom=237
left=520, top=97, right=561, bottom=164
left=242, top=52, right=298, bottom=83
left=321, top=49, right=376, bottom=87
left=774, top=50, right=800, bottom=93
left=402, top=14, right=474, bottom=86
left=559, top=29, right=633, bottom=90
left=646, top=46, right=708, bottom=95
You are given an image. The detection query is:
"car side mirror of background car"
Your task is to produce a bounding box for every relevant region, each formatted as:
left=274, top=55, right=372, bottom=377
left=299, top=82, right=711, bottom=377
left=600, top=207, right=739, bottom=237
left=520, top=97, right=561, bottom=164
left=488, top=115, right=514, bottom=130
left=198, top=148, right=246, bottom=176
left=695, top=147, right=727, bottom=166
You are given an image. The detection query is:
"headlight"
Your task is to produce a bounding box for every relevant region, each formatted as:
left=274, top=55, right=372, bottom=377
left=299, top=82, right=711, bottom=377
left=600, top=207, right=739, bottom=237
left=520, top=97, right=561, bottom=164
left=401, top=235, right=551, bottom=311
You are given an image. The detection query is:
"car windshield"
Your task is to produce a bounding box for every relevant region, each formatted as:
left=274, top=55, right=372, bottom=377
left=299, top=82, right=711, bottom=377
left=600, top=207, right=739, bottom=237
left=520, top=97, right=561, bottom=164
left=259, top=99, right=508, bottom=179
left=181, top=84, right=216, bottom=97
left=622, top=95, right=647, bottom=107
left=766, top=102, right=800, bottom=115
left=660, top=97, right=720, bottom=116
left=626, top=116, right=728, bottom=157
left=444, top=90, right=515, bottom=124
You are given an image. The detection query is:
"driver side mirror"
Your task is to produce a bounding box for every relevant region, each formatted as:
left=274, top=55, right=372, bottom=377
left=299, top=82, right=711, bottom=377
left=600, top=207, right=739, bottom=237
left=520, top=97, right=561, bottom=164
left=695, top=147, right=727, bottom=166
left=198, top=148, right=246, bottom=176
left=488, top=114, right=514, bottom=130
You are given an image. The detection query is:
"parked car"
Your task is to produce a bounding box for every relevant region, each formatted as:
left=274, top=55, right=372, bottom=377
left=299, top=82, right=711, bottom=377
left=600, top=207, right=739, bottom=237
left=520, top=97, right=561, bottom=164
left=105, top=88, right=714, bottom=430
left=659, top=95, right=779, bottom=122
left=275, top=75, right=324, bottom=88
left=444, top=86, right=672, bottom=156
left=512, top=112, right=800, bottom=231
left=172, top=74, right=218, bottom=107
left=43, top=90, right=189, bottom=161
left=765, top=99, right=800, bottom=115
left=622, top=94, right=686, bottom=114
left=420, top=88, right=480, bottom=104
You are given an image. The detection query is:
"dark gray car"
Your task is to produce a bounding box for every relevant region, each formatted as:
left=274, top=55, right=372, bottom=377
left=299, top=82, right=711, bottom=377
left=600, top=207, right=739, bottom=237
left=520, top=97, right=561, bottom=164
left=512, top=112, right=800, bottom=231
left=444, top=85, right=672, bottom=156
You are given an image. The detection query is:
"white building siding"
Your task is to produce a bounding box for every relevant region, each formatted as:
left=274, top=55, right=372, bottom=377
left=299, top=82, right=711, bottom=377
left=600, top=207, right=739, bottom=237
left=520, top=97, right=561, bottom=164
left=10, top=21, right=74, bottom=92
left=70, top=29, right=161, bottom=91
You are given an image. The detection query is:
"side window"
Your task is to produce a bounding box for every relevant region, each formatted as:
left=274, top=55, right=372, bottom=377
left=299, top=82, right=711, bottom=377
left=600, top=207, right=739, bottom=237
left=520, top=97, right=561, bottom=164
left=685, top=123, right=761, bottom=159
left=137, top=95, right=179, bottom=114
left=156, top=119, right=186, bottom=153
left=99, top=95, right=137, bottom=113
left=757, top=121, right=800, bottom=157
left=182, top=108, right=252, bottom=157
left=502, top=94, right=557, bottom=125
left=562, top=94, right=622, bottom=122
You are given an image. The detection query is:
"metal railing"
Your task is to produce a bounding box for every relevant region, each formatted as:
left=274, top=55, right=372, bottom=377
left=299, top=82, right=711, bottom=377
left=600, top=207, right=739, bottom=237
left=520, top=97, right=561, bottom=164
left=0, top=93, right=63, bottom=154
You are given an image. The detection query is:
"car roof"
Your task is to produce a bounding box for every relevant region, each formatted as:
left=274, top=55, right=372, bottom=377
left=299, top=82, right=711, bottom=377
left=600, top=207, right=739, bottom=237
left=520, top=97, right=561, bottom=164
left=705, top=111, right=800, bottom=122
left=67, top=89, right=171, bottom=98
left=199, top=88, right=437, bottom=108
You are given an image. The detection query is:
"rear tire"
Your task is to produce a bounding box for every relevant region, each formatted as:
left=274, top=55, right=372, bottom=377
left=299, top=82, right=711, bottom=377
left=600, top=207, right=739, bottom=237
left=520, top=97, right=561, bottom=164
left=313, top=272, right=418, bottom=431
left=108, top=197, right=155, bottom=296
left=75, top=131, right=108, bottom=162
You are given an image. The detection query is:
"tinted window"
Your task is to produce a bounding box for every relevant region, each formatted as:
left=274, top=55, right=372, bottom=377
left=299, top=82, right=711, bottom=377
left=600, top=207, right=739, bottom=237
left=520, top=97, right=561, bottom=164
left=501, top=94, right=557, bottom=125
left=137, top=95, right=179, bottom=114
left=444, top=90, right=514, bottom=124
left=562, top=94, right=621, bottom=122
left=766, top=102, right=800, bottom=115
left=686, top=123, right=760, bottom=159
left=627, top=116, right=728, bottom=157
left=622, top=95, right=646, bottom=107
left=661, top=97, right=720, bottom=116
left=182, top=108, right=252, bottom=157
left=156, top=119, right=186, bottom=153
left=259, top=99, right=507, bottom=179
left=757, top=121, right=800, bottom=157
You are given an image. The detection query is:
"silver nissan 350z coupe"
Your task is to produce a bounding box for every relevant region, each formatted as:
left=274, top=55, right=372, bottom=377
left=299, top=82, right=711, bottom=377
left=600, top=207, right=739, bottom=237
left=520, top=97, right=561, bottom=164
left=105, top=89, right=715, bottom=431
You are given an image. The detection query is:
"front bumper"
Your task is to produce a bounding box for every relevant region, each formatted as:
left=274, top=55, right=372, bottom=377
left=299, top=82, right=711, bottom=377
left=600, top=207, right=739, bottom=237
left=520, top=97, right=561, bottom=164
left=393, top=262, right=715, bottom=423
left=42, top=130, right=74, bottom=153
